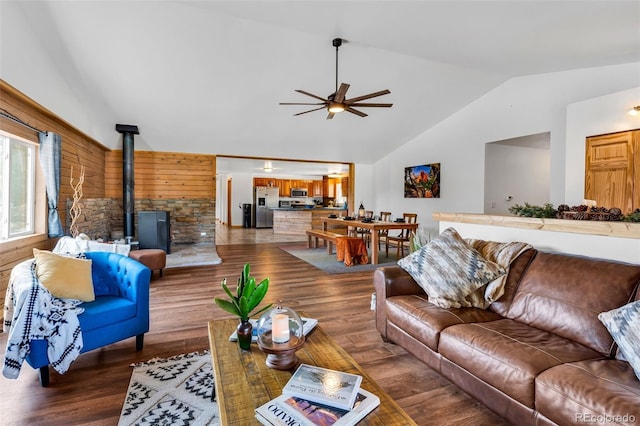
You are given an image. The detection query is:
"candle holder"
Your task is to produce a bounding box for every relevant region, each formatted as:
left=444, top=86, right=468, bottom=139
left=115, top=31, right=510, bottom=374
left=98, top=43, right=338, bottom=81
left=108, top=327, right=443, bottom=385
left=256, top=304, right=305, bottom=370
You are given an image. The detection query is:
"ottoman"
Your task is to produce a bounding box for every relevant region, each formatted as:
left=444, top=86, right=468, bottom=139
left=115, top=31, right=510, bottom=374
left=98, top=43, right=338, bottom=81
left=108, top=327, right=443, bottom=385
left=130, top=249, right=166, bottom=277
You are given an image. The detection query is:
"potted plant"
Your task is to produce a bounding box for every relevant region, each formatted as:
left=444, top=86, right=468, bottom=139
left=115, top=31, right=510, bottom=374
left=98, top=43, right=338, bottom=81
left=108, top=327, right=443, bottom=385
left=214, top=263, right=272, bottom=350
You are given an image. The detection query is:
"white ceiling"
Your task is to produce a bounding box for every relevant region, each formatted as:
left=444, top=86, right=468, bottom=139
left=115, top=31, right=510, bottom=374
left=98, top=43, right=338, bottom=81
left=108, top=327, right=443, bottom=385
left=9, top=1, right=640, bottom=176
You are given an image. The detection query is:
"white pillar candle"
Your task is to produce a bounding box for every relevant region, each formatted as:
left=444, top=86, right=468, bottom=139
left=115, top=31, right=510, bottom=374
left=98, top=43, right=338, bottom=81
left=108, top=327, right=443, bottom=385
left=272, top=313, right=290, bottom=343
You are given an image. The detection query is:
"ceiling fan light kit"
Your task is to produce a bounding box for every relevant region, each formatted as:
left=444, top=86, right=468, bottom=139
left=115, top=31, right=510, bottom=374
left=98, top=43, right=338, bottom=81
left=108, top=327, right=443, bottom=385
left=280, top=38, right=392, bottom=119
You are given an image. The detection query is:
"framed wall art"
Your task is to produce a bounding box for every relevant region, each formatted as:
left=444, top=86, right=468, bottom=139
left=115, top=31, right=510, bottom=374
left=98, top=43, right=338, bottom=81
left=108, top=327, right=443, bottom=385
left=404, top=163, right=440, bottom=198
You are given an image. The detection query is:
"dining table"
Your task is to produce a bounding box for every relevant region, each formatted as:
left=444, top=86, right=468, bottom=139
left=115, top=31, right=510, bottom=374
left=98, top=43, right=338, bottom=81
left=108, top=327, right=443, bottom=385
left=320, top=216, right=419, bottom=264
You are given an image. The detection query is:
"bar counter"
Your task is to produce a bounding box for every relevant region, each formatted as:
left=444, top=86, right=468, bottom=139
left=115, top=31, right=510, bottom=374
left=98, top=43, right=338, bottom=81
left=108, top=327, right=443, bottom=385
left=272, top=207, right=348, bottom=235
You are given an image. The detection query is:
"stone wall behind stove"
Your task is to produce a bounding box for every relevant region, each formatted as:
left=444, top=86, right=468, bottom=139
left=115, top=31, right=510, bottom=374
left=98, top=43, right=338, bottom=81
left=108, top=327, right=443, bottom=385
left=66, top=198, right=216, bottom=248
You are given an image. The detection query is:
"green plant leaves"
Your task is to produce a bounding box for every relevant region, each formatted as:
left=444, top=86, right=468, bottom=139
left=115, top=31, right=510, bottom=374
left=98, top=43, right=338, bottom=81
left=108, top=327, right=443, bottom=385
left=213, top=263, right=272, bottom=321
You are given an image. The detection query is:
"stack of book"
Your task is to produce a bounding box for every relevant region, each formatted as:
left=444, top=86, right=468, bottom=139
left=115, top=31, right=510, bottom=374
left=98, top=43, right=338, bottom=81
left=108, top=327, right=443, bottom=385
left=255, top=364, right=380, bottom=426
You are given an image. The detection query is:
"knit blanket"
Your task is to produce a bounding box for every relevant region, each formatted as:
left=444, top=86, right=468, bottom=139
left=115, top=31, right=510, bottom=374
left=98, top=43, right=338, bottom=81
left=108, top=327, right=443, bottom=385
left=2, top=259, right=84, bottom=379
left=465, top=239, right=533, bottom=309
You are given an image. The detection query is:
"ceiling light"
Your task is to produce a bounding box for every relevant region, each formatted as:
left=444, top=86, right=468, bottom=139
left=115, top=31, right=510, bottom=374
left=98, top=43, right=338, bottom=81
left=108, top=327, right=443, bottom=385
left=263, top=161, right=273, bottom=172
left=328, top=103, right=345, bottom=113
left=628, top=106, right=640, bottom=116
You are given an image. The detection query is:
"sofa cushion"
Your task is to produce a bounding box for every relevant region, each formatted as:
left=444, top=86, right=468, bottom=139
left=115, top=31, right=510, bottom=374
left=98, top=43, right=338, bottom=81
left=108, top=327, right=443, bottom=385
left=385, top=294, right=503, bottom=351
left=79, top=296, right=137, bottom=332
left=397, top=228, right=504, bottom=308
left=33, top=248, right=95, bottom=302
left=535, top=359, right=640, bottom=425
left=507, top=252, right=640, bottom=356
left=439, top=319, right=603, bottom=408
left=598, top=300, right=640, bottom=381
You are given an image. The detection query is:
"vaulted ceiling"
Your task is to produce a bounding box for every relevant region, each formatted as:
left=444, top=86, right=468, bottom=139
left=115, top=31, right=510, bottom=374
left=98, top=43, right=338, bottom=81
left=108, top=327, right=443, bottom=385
left=7, top=1, right=640, bottom=175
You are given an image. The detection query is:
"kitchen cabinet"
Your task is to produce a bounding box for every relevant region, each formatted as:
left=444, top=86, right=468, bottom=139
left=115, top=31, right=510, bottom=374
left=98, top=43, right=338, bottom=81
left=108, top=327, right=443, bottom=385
left=253, top=177, right=276, bottom=188
left=311, top=180, right=323, bottom=196
left=341, top=177, right=349, bottom=195
left=278, top=179, right=291, bottom=197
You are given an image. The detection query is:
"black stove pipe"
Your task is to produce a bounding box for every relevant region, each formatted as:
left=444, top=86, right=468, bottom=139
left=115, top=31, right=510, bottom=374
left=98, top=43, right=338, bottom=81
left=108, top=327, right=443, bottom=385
left=115, top=124, right=140, bottom=240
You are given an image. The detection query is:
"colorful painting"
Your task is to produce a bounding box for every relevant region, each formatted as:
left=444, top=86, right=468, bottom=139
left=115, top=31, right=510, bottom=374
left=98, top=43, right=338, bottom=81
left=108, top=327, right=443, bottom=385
left=404, top=163, right=440, bottom=198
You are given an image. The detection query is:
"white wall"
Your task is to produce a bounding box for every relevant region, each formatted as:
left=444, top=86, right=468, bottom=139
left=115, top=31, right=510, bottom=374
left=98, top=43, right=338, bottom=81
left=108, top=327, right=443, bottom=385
left=372, top=63, right=640, bottom=230
left=353, top=164, right=374, bottom=215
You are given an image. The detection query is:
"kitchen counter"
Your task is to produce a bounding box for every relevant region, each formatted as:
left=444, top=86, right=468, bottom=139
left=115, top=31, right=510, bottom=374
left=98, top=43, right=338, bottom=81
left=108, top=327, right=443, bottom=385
left=273, top=208, right=349, bottom=235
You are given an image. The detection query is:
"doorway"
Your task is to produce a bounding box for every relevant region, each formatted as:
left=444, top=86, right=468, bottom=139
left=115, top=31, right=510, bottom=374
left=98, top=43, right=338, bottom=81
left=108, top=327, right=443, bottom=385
left=484, top=132, right=551, bottom=214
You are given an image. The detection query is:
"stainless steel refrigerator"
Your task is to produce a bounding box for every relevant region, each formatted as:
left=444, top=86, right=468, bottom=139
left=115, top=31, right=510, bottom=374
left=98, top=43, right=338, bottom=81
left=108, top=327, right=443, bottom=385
left=254, top=186, right=279, bottom=228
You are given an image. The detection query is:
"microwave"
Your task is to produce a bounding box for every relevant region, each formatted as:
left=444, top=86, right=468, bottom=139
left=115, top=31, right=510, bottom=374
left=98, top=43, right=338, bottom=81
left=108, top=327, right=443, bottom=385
left=290, top=188, right=308, bottom=197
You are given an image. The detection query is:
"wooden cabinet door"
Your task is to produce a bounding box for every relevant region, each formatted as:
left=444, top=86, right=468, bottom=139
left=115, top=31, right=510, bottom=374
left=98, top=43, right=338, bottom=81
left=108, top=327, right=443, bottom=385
left=341, top=177, right=349, bottom=196
left=281, top=180, right=291, bottom=197
left=312, top=180, right=323, bottom=196
left=584, top=131, right=636, bottom=213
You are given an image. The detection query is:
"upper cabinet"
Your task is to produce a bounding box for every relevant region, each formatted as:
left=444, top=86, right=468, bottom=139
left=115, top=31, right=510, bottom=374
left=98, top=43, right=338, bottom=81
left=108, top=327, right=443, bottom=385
left=254, top=178, right=325, bottom=197
left=254, top=177, right=277, bottom=188
left=311, top=180, right=323, bottom=197
left=584, top=130, right=640, bottom=213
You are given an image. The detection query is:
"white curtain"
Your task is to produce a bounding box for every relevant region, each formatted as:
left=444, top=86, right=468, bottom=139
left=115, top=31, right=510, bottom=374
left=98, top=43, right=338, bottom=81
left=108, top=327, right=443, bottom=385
left=38, top=132, right=63, bottom=237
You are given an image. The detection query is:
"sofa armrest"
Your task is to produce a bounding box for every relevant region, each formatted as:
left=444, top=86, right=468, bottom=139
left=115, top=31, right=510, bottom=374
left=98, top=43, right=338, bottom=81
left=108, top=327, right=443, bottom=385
left=374, top=265, right=424, bottom=298
left=373, top=266, right=425, bottom=339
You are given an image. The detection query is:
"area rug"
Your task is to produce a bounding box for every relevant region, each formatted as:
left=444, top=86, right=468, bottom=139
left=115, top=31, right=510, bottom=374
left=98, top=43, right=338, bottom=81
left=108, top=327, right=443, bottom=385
left=118, top=351, right=219, bottom=426
left=279, top=243, right=398, bottom=274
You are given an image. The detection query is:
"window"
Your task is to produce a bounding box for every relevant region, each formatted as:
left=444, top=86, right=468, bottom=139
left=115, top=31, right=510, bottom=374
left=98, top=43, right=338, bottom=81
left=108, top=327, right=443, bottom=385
left=0, top=131, right=36, bottom=240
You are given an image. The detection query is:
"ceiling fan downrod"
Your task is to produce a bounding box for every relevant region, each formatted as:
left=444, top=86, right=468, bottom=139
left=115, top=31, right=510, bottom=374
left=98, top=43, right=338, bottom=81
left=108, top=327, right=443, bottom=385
left=333, top=38, right=342, bottom=96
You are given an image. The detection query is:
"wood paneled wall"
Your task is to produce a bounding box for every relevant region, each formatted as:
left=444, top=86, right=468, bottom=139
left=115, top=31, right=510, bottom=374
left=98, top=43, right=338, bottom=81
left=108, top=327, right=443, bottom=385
left=0, top=80, right=108, bottom=311
left=105, top=151, right=216, bottom=199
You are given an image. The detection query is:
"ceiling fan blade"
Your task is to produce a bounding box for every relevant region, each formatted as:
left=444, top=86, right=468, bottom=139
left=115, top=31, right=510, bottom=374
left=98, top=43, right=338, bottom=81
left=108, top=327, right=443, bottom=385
left=349, top=102, right=393, bottom=108
left=326, top=112, right=335, bottom=120
left=293, top=106, right=327, bottom=116
left=279, top=102, right=327, bottom=106
left=334, top=83, right=350, bottom=103
left=295, top=90, right=328, bottom=102
left=345, top=107, right=368, bottom=118
left=345, top=89, right=391, bottom=103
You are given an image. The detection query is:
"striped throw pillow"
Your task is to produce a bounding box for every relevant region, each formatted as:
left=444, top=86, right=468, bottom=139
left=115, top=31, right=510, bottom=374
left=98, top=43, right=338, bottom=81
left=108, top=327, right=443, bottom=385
left=599, top=300, right=640, bottom=381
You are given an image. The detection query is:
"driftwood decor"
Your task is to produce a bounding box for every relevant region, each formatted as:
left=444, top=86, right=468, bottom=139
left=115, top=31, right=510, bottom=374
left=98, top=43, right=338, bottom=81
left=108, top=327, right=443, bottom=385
left=69, top=165, right=85, bottom=237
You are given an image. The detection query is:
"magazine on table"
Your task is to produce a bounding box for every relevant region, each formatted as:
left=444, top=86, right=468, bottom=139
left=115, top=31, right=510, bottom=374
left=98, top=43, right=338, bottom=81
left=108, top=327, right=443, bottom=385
left=281, top=364, right=363, bottom=411
left=228, top=317, right=318, bottom=342
left=255, top=387, right=380, bottom=426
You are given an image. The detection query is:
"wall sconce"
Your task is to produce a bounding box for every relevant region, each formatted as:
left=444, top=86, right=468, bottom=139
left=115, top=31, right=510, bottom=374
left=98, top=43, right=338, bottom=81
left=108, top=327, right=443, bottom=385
left=628, top=106, right=640, bottom=116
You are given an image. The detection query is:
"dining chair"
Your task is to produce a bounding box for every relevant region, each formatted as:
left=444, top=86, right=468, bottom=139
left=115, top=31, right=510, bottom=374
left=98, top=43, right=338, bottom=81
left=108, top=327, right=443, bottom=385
left=355, top=210, right=374, bottom=246
left=377, top=211, right=392, bottom=250
left=385, top=213, right=418, bottom=259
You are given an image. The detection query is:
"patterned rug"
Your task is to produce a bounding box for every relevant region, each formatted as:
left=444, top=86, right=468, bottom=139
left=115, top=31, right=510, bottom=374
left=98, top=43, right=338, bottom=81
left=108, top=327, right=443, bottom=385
left=118, top=351, right=220, bottom=426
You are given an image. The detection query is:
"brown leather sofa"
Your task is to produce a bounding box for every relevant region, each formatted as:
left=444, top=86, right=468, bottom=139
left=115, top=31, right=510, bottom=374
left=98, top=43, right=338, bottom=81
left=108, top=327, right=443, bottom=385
left=374, top=249, right=640, bottom=425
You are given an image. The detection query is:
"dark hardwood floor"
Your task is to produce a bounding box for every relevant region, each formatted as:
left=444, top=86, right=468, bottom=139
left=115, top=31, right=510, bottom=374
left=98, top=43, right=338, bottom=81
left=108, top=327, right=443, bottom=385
left=0, top=241, right=507, bottom=425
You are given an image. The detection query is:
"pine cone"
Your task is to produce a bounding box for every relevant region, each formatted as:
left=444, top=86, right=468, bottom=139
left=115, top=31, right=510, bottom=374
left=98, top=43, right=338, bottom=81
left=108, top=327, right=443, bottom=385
left=609, top=208, right=622, bottom=216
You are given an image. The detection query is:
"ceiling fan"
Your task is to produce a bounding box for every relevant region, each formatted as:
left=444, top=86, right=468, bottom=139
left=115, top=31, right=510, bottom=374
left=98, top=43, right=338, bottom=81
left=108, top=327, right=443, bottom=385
left=280, top=38, right=392, bottom=119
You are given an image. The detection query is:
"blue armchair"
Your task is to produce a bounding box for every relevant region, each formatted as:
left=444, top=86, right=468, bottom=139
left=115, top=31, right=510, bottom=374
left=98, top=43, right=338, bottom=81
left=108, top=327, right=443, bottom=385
left=24, top=251, right=151, bottom=386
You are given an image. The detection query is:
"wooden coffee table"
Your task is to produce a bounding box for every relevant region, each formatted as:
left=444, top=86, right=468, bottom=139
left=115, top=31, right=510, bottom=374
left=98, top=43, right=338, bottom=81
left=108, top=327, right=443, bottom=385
left=207, top=317, right=417, bottom=425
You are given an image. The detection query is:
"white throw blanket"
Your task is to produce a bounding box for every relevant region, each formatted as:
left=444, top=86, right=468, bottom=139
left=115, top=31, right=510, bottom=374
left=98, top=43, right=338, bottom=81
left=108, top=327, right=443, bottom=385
left=54, top=235, right=130, bottom=256
left=2, top=259, right=84, bottom=379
